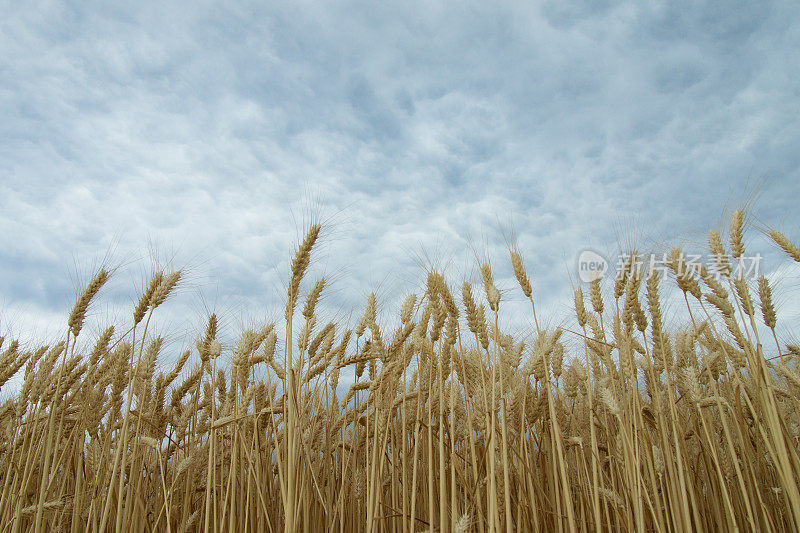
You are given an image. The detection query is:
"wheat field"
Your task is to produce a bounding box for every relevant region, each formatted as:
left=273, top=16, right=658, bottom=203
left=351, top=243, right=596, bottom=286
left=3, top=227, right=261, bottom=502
left=0, top=210, right=799, bottom=532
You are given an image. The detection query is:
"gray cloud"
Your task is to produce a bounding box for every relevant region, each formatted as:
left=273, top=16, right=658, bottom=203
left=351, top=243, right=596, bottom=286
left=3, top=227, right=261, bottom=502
left=1, top=0, right=800, bottom=353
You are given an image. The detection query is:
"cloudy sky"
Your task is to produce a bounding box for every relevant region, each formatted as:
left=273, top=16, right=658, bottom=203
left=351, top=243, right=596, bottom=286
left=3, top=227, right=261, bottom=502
left=2, top=0, right=800, bottom=356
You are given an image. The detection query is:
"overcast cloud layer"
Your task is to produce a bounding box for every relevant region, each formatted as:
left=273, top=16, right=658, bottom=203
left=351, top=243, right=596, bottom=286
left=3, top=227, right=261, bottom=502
left=2, top=1, right=800, bottom=355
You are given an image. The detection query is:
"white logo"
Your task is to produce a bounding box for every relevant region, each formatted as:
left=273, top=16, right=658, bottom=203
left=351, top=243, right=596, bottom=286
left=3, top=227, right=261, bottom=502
left=577, top=250, right=608, bottom=283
